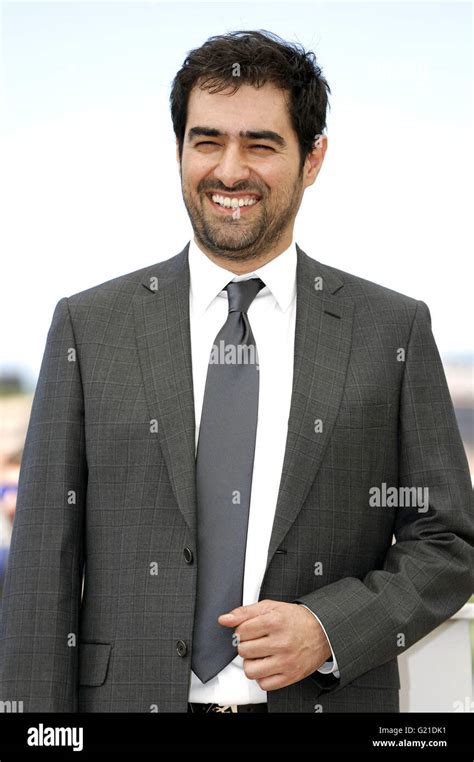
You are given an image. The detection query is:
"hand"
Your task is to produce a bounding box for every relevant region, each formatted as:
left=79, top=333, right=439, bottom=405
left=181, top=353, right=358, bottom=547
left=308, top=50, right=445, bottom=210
left=218, top=599, right=332, bottom=691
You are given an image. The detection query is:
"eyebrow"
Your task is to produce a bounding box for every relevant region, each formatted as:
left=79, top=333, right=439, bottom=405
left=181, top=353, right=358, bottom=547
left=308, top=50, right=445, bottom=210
left=187, top=126, right=287, bottom=149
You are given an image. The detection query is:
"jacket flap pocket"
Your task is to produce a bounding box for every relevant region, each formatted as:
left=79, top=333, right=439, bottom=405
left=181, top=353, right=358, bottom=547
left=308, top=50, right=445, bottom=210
left=79, top=642, right=112, bottom=687
left=350, top=659, right=401, bottom=690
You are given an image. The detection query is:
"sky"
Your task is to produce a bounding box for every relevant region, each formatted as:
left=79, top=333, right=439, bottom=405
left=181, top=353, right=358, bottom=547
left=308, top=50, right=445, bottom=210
left=1, top=0, right=472, bottom=388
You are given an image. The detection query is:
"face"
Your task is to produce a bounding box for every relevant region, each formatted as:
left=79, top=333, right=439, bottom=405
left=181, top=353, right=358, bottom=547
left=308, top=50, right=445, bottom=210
left=177, top=81, right=326, bottom=266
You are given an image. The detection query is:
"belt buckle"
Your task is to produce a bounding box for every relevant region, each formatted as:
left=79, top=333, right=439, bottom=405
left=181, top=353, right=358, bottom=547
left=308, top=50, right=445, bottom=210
left=211, top=703, right=239, bottom=713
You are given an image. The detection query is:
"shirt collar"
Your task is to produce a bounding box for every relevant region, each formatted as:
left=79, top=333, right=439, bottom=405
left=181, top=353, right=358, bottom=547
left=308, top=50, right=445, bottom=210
left=188, top=236, right=297, bottom=314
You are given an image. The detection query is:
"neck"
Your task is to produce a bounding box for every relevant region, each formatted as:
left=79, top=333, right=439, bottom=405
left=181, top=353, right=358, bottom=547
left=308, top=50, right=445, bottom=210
left=194, top=234, right=293, bottom=275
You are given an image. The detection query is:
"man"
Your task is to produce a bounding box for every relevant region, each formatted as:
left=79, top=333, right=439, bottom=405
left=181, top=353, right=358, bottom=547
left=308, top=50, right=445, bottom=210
left=0, top=30, right=472, bottom=714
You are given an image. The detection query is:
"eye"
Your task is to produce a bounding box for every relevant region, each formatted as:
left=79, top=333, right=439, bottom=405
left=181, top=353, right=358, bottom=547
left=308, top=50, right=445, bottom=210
left=195, top=142, right=273, bottom=151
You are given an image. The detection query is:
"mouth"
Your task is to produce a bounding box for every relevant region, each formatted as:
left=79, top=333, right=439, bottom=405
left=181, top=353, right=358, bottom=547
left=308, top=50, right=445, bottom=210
left=205, top=192, right=261, bottom=215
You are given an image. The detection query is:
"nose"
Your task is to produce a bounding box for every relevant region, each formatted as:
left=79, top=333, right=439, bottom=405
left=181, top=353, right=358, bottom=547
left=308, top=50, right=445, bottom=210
left=213, top=144, right=251, bottom=188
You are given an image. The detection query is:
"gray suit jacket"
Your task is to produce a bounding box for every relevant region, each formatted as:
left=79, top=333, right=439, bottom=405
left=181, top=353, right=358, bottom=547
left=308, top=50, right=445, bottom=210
left=1, top=243, right=472, bottom=712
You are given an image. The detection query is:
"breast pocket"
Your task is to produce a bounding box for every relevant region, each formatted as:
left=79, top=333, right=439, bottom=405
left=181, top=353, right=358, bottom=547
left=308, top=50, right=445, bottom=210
left=335, top=401, right=394, bottom=430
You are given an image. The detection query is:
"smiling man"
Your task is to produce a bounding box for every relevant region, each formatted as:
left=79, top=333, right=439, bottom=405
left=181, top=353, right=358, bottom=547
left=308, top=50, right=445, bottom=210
left=0, top=30, right=472, bottom=715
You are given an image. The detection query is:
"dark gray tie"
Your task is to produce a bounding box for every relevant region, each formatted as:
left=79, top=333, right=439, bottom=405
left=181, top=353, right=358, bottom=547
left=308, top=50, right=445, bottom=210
left=191, top=277, right=265, bottom=683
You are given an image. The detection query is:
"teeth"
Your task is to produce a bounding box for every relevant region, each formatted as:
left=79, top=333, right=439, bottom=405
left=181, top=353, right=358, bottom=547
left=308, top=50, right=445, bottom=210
left=211, top=194, right=259, bottom=208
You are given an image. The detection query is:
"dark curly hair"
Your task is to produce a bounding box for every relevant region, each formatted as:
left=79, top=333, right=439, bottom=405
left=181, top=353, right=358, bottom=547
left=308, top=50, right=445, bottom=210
left=170, top=29, right=331, bottom=171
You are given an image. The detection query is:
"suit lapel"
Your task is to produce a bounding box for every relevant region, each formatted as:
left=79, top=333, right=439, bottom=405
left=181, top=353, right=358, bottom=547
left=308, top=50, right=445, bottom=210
left=262, top=245, right=354, bottom=578
left=133, top=243, right=197, bottom=536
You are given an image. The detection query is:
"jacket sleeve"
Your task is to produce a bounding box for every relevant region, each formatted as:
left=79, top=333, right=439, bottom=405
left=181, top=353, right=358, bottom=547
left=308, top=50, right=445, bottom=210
left=293, top=300, right=474, bottom=692
left=0, top=297, right=86, bottom=711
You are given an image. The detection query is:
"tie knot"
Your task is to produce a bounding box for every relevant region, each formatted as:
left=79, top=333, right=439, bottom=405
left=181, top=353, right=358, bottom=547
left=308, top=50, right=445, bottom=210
left=225, top=278, right=265, bottom=314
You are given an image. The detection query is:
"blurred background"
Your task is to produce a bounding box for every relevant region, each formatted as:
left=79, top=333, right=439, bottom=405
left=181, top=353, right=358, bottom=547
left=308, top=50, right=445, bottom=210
left=1, top=0, right=473, bottom=709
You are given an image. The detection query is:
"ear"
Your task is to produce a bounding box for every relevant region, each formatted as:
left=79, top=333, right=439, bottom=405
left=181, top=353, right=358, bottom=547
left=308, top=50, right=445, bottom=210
left=303, top=134, right=328, bottom=189
left=176, top=138, right=181, bottom=165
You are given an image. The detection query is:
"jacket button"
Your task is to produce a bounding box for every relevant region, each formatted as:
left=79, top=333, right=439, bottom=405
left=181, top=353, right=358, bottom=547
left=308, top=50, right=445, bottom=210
left=183, top=546, right=194, bottom=564
left=176, top=640, right=188, bottom=657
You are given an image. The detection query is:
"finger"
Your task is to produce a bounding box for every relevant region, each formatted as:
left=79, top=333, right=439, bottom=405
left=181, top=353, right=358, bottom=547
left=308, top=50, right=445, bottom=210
left=243, top=655, right=281, bottom=681
left=234, top=611, right=276, bottom=642
left=257, top=673, right=288, bottom=692
left=218, top=599, right=279, bottom=627
left=237, top=634, right=274, bottom=659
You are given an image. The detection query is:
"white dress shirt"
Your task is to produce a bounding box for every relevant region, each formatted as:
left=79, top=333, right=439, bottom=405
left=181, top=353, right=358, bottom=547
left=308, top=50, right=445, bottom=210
left=187, top=236, right=339, bottom=705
